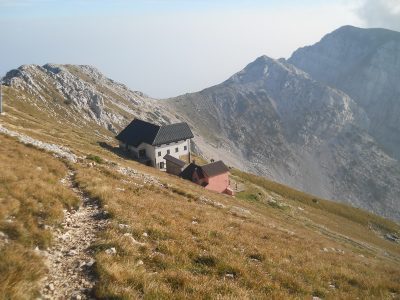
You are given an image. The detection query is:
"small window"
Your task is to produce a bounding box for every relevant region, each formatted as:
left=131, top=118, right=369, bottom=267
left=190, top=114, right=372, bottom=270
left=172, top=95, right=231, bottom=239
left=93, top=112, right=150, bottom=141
left=184, top=146, right=187, bottom=151
left=160, top=162, right=165, bottom=169
left=158, top=151, right=161, bottom=157
left=167, top=149, right=170, bottom=155
left=175, top=147, right=179, bottom=153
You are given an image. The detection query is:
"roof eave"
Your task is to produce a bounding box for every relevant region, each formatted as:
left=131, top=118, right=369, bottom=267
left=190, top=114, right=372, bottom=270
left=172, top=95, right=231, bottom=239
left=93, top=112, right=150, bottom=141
left=152, top=136, right=193, bottom=146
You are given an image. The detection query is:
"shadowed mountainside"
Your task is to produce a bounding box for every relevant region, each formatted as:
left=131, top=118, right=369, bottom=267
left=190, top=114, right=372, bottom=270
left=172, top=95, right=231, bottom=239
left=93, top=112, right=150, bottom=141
left=165, top=46, right=400, bottom=221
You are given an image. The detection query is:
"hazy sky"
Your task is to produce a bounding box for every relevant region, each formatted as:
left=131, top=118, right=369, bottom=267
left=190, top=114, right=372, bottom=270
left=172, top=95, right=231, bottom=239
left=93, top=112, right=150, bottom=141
left=0, top=0, right=399, bottom=98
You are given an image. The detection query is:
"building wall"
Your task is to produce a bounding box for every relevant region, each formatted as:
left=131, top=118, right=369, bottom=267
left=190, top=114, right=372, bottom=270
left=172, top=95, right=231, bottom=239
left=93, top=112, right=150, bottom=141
left=204, top=173, right=230, bottom=193
left=142, top=143, right=157, bottom=166
left=193, top=171, right=207, bottom=186
left=122, top=139, right=191, bottom=169
left=154, top=139, right=190, bottom=169
left=165, top=161, right=184, bottom=176
left=126, top=144, right=140, bottom=159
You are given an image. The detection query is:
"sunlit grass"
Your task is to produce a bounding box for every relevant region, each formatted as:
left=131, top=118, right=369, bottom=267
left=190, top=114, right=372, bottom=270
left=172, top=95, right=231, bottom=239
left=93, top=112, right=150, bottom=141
left=0, top=135, right=79, bottom=298
left=75, top=164, right=400, bottom=299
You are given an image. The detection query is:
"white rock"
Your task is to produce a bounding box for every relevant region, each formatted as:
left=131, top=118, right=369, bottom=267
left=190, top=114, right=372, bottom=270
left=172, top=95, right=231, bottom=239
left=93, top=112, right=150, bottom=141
left=86, top=258, right=96, bottom=267
left=124, top=234, right=145, bottom=246
left=118, top=224, right=130, bottom=230
left=105, top=247, right=117, bottom=255
left=68, top=249, right=78, bottom=256
left=136, top=260, right=144, bottom=266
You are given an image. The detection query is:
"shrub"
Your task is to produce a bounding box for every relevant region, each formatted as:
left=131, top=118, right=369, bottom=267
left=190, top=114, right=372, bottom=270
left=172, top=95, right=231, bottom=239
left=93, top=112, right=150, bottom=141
left=193, top=255, right=217, bottom=267
left=87, top=154, right=104, bottom=164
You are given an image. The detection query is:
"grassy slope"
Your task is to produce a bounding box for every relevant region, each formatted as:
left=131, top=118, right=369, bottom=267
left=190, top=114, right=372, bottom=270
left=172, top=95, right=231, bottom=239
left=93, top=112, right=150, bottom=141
left=0, top=135, right=79, bottom=299
left=75, top=163, right=400, bottom=299
left=0, top=85, right=399, bottom=298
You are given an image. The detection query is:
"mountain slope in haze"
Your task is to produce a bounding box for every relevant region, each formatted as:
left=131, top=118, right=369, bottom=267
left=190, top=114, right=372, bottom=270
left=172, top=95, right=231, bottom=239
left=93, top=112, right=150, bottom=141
left=165, top=55, right=400, bottom=221
left=288, top=25, right=400, bottom=160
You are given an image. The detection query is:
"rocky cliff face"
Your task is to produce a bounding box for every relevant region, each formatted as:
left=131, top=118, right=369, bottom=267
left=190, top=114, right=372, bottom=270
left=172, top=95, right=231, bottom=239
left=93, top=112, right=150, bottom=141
left=165, top=54, right=400, bottom=221
left=3, top=64, right=174, bottom=133
left=288, top=25, right=400, bottom=160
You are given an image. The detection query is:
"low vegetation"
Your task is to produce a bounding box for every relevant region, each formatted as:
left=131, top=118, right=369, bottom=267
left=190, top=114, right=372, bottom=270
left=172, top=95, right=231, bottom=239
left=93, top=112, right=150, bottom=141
left=232, top=169, right=400, bottom=235
left=0, top=135, right=79, bottom=298
left=87, top=154, right=105, bottom=164
left=74, top=163, right=400, bottom=299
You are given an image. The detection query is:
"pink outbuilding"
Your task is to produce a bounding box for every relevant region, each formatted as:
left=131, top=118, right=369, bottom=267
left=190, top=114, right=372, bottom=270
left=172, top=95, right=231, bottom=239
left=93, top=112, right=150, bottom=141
left=180, top=160, right=234, bottom=196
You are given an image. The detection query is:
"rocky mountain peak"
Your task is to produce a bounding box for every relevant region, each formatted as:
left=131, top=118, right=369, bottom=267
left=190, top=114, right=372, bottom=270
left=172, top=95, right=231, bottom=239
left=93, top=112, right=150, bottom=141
left=288, top=26, right=400, bottom=84
left=225, top=55, right=309, bottom=86
left=166, top=28, right=400, bottom=220
left=288, top=25, right=400, bottom=160
left=3, top=63, right=174, bottom=133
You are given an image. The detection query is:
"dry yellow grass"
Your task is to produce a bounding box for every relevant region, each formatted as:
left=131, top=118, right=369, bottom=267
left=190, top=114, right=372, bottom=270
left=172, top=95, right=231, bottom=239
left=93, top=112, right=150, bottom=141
left=0, top=135, right=79, bottom=299
left=74, top=164, right=400, bottom=299
left=232, top=169, right=400, bottom=258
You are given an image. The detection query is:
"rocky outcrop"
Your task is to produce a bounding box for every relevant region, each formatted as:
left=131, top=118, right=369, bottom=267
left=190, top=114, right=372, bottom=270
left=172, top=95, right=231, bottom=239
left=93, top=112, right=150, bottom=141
left=0, top=125, right=79, bottom=163
left=3, top=64, right=175, bottom=133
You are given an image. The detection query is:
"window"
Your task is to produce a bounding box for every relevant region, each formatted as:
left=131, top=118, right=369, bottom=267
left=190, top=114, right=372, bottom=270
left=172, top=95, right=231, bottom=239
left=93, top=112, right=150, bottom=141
left=160, top=162, right=165, bottom=169
left=175, top=147, right=179, bottom=153
left=158, top=151, right=161, bottom=157
left=184, top=146, right=187, bottom=151
left=167, top=149, right=170, bottom=155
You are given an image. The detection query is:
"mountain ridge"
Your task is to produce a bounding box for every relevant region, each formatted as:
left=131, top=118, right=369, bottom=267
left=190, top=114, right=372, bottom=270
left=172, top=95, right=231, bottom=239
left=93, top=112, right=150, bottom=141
left=288, top=25, right=400, bottom=160
left=165, top=49, right=400, bottom=221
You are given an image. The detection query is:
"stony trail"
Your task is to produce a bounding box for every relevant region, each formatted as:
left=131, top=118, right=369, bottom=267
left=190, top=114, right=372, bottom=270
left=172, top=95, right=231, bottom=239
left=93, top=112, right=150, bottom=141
left=39, top=169, right=108, bottom=300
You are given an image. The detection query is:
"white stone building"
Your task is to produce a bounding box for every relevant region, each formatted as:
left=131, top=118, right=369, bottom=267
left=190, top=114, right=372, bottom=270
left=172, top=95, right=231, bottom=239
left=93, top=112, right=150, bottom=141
left=116, top=119, right=194, bottom=170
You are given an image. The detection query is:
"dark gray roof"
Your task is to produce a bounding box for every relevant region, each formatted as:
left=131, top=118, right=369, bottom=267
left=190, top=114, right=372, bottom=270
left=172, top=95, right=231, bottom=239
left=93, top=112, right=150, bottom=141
left=179, top=163, right=198, bottom=180
left=153, top=123, right=193, bottom=146
left=200, top=161, right=229, bottom=177
left=164, top=154, right=186, bottom=167
left=116, top=119, right=193, bottom=147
